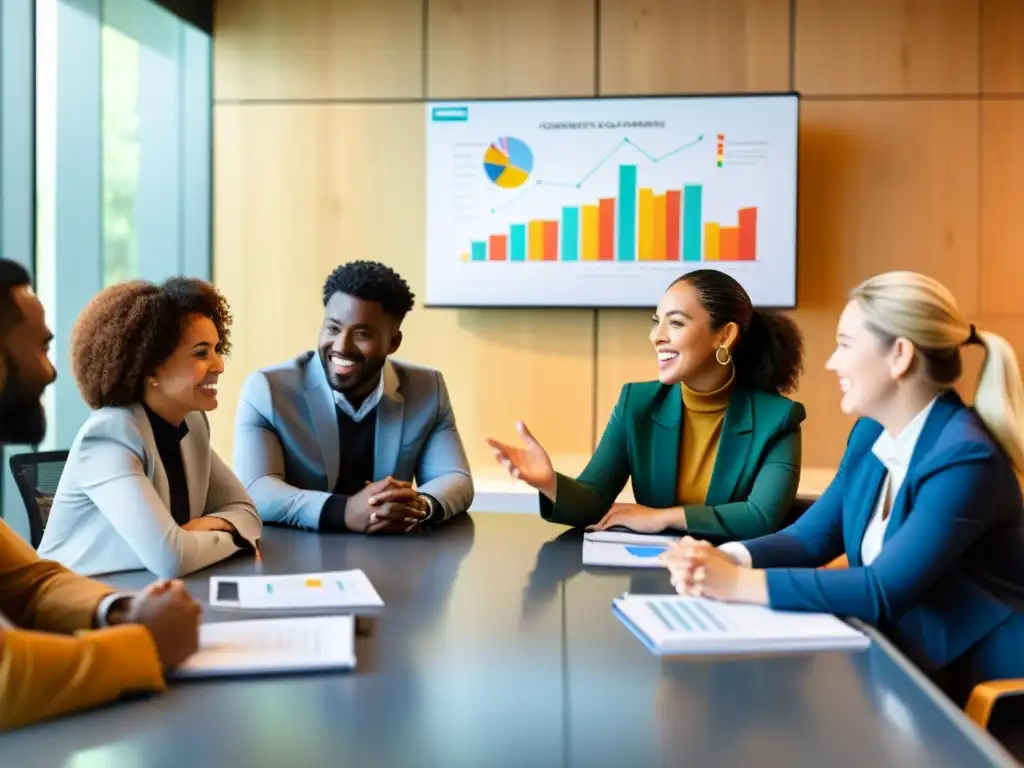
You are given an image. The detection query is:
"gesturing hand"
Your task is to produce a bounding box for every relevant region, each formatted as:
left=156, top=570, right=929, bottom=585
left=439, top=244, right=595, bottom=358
left=485, top=421, right=557, bottom=500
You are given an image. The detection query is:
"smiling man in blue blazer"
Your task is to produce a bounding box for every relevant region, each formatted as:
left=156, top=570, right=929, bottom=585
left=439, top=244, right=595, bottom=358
left=234, top=261, right=473, bottom=534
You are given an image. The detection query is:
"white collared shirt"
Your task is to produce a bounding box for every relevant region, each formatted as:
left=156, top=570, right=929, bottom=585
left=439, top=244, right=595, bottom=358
left=333, top=372, right=385, bottom=423
left=719, top=397, right=939, bottom=568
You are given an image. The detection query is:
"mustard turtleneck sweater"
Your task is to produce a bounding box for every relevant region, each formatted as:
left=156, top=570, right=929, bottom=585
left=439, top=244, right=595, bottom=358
left=676, top=372, right=735, bottom=506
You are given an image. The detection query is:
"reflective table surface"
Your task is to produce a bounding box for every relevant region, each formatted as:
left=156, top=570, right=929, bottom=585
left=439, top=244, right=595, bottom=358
left=3, top=513, right=1015, bottom=767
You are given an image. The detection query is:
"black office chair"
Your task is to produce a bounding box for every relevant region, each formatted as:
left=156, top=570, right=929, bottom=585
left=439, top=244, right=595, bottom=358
left=781, top=495, right=814, bottom=528
left=9, top=450, right=69, bottom=548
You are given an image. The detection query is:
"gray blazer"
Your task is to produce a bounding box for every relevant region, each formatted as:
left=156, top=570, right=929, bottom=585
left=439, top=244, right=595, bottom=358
left=233, top=353, right=474, bottom=530
left=38, top=404, right=262, bottom=578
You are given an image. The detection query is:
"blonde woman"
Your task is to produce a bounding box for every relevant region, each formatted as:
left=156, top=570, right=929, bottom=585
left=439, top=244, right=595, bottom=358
left=664, top=271, right=1024, bottom=705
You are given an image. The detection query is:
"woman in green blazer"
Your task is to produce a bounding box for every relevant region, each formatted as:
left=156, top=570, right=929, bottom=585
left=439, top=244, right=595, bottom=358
left=487, top=270, right=806, bottom=542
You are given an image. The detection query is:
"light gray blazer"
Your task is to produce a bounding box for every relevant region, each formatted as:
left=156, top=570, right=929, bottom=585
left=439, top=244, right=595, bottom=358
left=38, top=404, right=262, bottom=578
left=234, top=353, right=474, bottom=531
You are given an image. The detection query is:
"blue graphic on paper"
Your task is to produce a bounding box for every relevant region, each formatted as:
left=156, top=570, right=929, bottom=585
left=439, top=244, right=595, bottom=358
left=625, top=545, right=669, bottom=559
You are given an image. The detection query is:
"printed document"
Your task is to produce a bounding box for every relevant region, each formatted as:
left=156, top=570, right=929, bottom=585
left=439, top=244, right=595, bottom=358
left=582, top=530, right=678, bottom=568
left=171, top=616, right=356, bottom=679
left=209, top=570, right=384, bottom=615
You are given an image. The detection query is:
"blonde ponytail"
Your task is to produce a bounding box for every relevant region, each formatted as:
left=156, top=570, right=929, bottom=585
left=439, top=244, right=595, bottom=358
left=851, top=271, right=1024, bottom=478
left=972, top=329, right=1024, bottom=478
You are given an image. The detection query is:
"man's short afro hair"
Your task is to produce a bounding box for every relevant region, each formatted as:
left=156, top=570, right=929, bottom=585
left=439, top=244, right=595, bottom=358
left=322, top=260, right=415, bottom=321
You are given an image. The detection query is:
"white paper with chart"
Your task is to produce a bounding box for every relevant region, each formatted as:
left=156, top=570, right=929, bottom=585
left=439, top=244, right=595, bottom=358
left=582, top=530, right=678, bottom=568
left=209, top=570, right=384, bottom=615
left=613, top=594, right=869, bottom=655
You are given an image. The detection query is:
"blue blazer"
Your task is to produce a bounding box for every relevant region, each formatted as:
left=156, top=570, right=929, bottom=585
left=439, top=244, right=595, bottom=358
left=744, top=391, right=1024, bottom=674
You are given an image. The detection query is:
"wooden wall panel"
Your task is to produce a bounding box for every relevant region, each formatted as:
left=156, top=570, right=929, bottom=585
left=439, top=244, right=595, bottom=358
left=593, top=309, right=657, bottom=450
left=598, top=0, right=790, bottom=95
left=983, top=0, right=1024, bottom=92
left=980, top=101, right=1024, bottom=314
left=793, top=99, right=980, bottom=463
left=798, top=100, right=980, bottom=314
left=214, top=0, right=423, bottom=101
left=784, top=308, right=856, bottom=467
left=795, top=0, right=980, bottom=95
left=426, top=0, right=595, bottom=98
left=211, top=105, right=332, bottom=462
left=210, top=103, right=595, bottom=466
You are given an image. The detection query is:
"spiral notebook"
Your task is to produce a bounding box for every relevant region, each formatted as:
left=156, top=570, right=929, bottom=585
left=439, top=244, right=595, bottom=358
left=613, top=594, right=870, bottom=655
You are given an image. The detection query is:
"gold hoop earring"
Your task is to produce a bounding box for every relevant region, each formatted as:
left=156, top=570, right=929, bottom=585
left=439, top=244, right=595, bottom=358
left=716, top=346, right=732, bottom=366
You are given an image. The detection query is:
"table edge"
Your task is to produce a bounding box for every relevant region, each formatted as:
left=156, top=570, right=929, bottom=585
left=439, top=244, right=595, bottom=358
left=853, top=620, right=1018, bottom=767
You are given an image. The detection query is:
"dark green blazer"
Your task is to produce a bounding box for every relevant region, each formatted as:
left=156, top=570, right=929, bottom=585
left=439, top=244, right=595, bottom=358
left=540, top=381, right=806, bottom=541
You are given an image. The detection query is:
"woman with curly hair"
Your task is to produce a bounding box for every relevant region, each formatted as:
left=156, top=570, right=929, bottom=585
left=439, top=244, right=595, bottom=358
left=38, top=278, right=262, bottom=578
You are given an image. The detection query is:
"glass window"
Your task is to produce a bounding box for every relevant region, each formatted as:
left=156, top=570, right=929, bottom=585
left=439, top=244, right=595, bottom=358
left=101, top=0, right=212, bottom=285
left=101, top=22, right=141, bottom=285
left=2, top=0, right=39, bottom=540
left=15, top=0, right=211, bottom=533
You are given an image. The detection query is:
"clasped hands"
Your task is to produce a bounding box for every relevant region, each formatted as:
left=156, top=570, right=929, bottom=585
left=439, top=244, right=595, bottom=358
left=590, top=506, right=757, bottom=603
left=661, top=536, right=767, bottom=605
left=347, top=476, right=432, bottom=534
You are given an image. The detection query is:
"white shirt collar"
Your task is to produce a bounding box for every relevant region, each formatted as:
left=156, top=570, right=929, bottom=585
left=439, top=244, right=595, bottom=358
left=871, top=396, right=938, bottom=472
left=333, top=371, right=385, bottom=423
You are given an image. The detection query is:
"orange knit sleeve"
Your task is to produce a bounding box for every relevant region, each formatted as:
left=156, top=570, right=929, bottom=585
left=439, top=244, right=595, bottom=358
left=0, top=624, right=165, bottom=731
left=0, top=520, right=113, bottom=633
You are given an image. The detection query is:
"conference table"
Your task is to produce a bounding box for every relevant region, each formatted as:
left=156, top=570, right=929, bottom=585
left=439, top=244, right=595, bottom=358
left=3, top=513, right=1016, bottom=767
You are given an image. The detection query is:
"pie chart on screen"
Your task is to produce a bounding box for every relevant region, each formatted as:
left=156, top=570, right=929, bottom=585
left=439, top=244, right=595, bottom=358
left=484, top=136, right=533, bottom=189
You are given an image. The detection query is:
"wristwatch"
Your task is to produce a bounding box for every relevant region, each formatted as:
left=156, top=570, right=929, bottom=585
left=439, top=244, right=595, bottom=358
left=420, top=494, right=444, bottom=526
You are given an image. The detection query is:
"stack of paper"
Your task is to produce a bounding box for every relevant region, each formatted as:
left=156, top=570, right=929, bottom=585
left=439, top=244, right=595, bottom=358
left=582, top=530, right=679, bottom=568
left=171, top=616, right=356, bottom=679
left=208, top=569, right=384, bottom=617
left=613, top=594, right=870, bottom=655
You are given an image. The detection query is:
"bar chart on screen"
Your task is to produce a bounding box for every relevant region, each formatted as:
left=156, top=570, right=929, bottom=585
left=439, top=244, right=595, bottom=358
left=426, top=95, right=797, bottom=308
left=462, top=156, right=759, bottom=264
